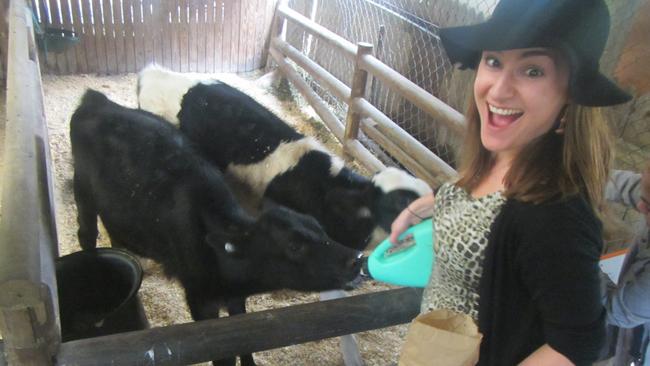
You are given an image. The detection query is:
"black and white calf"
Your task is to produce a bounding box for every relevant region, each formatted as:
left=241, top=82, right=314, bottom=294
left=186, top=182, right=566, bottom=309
left=71, top=89, right=362, bottom=366
left=137, top=65, right=432, bottom=250
left=139, top=66, right=429, bottom=363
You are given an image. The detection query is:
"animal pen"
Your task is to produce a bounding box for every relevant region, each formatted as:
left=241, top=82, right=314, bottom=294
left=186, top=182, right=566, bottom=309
left=1, top=0, right=648, bottom=364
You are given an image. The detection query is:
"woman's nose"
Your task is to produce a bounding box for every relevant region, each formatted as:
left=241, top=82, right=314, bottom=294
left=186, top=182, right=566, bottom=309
left=489, top=72, right=516, bottom=100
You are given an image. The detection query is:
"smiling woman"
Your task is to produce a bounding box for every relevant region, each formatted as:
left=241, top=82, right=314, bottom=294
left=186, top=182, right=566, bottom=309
left=388, top=0, right=633, bottom=365
left=474, top=48, right=570, bottom=160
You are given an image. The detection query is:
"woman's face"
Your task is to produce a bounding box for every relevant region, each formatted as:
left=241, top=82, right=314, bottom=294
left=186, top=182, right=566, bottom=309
left=473, top=48, right=570, bottom=162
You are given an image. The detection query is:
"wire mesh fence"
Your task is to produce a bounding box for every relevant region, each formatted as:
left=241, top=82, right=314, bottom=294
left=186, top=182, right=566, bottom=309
left=281, top=0, right=649, bottom=178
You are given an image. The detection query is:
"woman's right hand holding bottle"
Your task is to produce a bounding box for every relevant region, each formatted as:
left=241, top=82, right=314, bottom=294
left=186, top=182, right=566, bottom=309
left=389, top=193, right=435, bottom=244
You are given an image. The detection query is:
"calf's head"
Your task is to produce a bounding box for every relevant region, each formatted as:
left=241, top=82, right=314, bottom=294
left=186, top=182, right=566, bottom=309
left=322, top=167, right=432, bottom=250
left=205, top=206, right=362, bottom=292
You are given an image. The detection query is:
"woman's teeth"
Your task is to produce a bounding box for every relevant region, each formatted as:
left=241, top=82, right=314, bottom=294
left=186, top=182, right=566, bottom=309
left=488, top=104, right=522, bottom=116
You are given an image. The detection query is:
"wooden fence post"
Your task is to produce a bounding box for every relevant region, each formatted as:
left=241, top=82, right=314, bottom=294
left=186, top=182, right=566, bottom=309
left=0, top=281, right=58, bottom=365
left=1, top=1, right=61, bottom=364
left=344, top=42, right=373, bottom=142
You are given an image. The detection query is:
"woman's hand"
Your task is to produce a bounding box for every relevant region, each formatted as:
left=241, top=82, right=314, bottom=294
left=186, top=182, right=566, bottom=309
left=389, top=193, right=435, bottom=244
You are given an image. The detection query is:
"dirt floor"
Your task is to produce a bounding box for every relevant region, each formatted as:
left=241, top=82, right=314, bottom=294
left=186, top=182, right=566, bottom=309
left=19, top=71, right=409, bottom=365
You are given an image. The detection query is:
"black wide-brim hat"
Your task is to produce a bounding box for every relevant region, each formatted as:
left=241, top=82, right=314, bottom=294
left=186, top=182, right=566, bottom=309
left=439, top=0, right=632, bottom=107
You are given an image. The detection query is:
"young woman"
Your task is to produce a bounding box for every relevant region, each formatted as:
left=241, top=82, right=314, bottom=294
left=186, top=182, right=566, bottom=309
left=389, top=0, right=632, bottom=364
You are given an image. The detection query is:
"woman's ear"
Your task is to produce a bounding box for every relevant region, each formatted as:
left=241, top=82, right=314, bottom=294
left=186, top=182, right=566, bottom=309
left=554, top=104, right=570, bottom=134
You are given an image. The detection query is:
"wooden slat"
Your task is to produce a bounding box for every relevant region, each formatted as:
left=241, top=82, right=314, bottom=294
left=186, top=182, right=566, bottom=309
left=46, top=0, right=66, bottom=73
left=188, top=0, right=199, bottom=72
left=160, top=0, right=172, bottom=68
left=59, top=0, right=78, bottom=74
left=36, top=0, right=53, bottom=72
left=221, top=0, right=233, bottom=72
left=179, top=0, right=189, bottom=71
left=231, top=1, right=247, bottom=72
left=261, top=0, right=277, bottom=68
left=142, top=0, right=154, bottom=66
left=132, top=0, right=144, bottom=70
left=239, top=0, right=251, bottom=71
left=204, top=0, right=214, bottom=72
left=92, top=0, right=108, bottom=74
left=152, top=0, right=164, bottom=65
left=57, top=288, right=421, bottom=365
left=170, top=0, right=181, bottom=71
left=102, top=0, right=117, bottom=73
left=229, top=0, right=240, bottom=72
left=214, top=0, right=224, bottom=72
left=81, top=0, right=99, bottom=72
left=38, top=0, right=50, bottom=25
left=251, top=0, right=266, bottom=69
left=246, top=0, right=256, bottom=71
left=122, top=0, right=136, bottom=72
left=69, top=0, right=89, bottom=73
left=197, top=0, right=207, bottom=72
left=111, top=0, right=126, bottom=73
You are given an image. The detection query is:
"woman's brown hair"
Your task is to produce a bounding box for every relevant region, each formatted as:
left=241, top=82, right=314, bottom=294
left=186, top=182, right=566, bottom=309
left=456, top=94, right=612, bottom=210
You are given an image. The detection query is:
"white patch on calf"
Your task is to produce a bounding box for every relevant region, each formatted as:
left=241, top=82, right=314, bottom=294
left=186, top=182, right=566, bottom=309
left=372, top=167, right=432, bottom=196
left=227, top=137, right=344, bottom=196
left=137, top=64, right=218, bottom=125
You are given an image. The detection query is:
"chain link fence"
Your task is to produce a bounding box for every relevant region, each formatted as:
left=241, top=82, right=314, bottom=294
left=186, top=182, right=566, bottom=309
left=281, top=0, right=648, bottom=176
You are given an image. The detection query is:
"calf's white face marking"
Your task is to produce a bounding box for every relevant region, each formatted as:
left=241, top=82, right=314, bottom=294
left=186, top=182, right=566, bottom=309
left=227, top=137, right=344, bottom=197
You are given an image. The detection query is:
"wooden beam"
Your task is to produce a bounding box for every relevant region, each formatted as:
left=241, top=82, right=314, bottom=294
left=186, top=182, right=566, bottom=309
left=269, top=46, right=384, bottom=172
left=359, top=54, right=466, bottom=137
left=271, top=37, right=350, bottom=101
left=353, top=98, right=457, bottom=180
left=57, top=288, right=422, bottom=365
left=1, top=1, right=60, bottom=363
left=344, top=43, right=373, bottom=142
left=276, top=4, right=356, bottom=60
left=361, top=118, right=443, bottom=187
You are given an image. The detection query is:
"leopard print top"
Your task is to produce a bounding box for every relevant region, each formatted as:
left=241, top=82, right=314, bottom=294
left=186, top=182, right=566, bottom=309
left=421, top=183, right=506, bottom=321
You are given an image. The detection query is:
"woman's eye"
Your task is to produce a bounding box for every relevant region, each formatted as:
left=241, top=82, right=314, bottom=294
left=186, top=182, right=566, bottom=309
left=525, top=67, right=544, bottom=77
left=485, top=56, right=500, bottom=68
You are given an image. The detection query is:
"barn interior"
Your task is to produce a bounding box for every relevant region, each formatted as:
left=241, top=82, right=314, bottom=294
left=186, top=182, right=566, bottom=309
left=1, top=0, right=648, bottom=365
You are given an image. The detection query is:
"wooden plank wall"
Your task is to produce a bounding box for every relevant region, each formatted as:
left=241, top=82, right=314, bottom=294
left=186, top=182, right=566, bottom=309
left=32, top=0, right=276, bottom=75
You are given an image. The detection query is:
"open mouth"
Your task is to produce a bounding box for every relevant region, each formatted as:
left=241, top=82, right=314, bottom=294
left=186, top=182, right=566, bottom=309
left=487, top=103, right=524, bottom=128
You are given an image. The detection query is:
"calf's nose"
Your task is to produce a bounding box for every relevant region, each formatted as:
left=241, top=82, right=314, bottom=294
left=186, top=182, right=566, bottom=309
left=346, top=252, right=364, bottom=271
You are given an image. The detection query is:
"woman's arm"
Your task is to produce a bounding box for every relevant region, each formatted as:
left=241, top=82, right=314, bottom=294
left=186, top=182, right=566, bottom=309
left=607, top=245, right=650, bottom=327
left=519, top=344, right=574, bottom=366
left=388, top=193, right=435, bottom=244
left=605, top=170, right=641, bottom=207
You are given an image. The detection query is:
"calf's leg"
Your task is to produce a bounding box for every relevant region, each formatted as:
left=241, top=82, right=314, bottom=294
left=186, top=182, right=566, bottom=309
left=184, top=284, right=236, bottom=366
left=73, top=173, right=98, bottom=250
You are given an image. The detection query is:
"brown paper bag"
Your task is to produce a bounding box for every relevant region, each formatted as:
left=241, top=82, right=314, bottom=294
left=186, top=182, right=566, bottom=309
left=398, top=309, right=483, bottom=366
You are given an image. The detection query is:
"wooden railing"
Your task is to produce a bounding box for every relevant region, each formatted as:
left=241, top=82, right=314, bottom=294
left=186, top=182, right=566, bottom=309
left=269, top=2, right=466, bottom=186
left=0, top=0, right=60, bottom=363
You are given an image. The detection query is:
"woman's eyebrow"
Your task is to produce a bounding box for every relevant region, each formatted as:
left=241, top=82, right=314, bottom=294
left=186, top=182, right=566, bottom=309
left=520, top=49, right=553, bottom=59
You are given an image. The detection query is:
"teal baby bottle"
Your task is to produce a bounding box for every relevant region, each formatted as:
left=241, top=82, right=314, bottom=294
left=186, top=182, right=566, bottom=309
left=366, top=219, right=435, bottom=287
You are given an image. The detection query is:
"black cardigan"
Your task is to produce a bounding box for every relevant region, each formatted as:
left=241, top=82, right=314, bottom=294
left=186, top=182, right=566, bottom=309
left=477, top=195, right=606, bottom=365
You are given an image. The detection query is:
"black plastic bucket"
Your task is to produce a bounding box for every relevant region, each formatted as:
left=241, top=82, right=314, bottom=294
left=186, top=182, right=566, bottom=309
left=56, top=248, right=149, bottom=342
